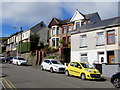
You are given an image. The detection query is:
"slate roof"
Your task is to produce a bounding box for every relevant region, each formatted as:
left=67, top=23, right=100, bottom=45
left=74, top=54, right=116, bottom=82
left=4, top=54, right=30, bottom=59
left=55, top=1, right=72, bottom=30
left=71, top=16, right=120, bottom=35
left=85, top=12, right=101, bottom=23
left=55, top=18, right=71, bottom=25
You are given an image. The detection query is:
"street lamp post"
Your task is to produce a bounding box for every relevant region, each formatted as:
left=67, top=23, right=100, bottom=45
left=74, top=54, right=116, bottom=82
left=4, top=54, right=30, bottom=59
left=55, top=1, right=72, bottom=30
left=13, top=27, right=22, bottom=57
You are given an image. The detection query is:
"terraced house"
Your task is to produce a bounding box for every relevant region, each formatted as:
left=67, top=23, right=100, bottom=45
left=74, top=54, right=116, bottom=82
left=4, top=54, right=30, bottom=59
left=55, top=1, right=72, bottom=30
left=6, top=21, right=49, bottom=56
left=71, top=16, right=120, bottom=66
left=48, top=10, right=101, bottom=48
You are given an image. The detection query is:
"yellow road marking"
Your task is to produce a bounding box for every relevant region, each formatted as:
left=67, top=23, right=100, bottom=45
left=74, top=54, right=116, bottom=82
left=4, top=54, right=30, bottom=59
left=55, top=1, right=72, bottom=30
left=2, top=77, right=17, bottom=90
left=5, top=78, right=16, bottom=89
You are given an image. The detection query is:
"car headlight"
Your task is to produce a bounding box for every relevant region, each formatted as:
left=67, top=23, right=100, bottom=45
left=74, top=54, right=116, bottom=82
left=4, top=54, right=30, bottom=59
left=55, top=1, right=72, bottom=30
left=96, top=70, right=100, bottom=73
left=84, top=69, right=91, bottom=72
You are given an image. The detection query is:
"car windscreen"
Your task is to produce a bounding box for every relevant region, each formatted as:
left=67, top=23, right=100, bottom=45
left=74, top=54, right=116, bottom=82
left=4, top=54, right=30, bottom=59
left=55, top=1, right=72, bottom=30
left=81, top=63, right=95, bottom=69
left=51, top=60, right=61, bottom=64
left=17, top=58, right=25, bottom=60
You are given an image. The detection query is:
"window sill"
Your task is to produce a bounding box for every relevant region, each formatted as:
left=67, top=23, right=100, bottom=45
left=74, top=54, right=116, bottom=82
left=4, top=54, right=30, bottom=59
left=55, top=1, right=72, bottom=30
left=96, top=44, right=105, bottom=46
left=107, top=43, right=115, bottom=45
left=79, top=46, right=87, bottom=48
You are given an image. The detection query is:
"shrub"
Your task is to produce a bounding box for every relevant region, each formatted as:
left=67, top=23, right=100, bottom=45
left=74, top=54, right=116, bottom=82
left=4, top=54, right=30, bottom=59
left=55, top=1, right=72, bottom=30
left=17, top=42, right=30, bottom=53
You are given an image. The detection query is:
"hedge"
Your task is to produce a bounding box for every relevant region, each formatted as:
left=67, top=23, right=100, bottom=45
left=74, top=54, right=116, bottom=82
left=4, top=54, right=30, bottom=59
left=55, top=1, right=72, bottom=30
left=17, top=42, right=30, bottom=53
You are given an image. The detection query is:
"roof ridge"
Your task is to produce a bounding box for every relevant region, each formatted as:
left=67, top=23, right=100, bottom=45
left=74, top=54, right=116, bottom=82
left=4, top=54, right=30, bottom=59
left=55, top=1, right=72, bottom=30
left=85, top=12, right=98, bottom=16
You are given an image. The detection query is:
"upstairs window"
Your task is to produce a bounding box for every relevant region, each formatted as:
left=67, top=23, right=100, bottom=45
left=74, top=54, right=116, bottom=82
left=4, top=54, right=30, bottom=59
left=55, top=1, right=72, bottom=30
left=96, top=32, right=105, bottom=46
left=52, top=27, right=56, bottom=35
left=81, top=21, right=84, bottom=26
left=56, top=27, right=60, bottom=34
left=63, top=26, right=67, bottom=34
left=80, top=35, right=87, bottom=48
left=68, top=25, right=72, bottom=32
left=76, top=22, right=80, bottom=30
left=107, top=30, right=115, bottom=44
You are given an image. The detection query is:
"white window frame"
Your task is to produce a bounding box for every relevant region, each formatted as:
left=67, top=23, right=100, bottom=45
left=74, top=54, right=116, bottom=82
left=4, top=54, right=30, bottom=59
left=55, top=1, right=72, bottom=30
left=96, top=32, right=105, bottom=46
left=80, top=34, right=87, bottom=47
left=68, top=25, right=72, bottom=32
left=52, top=27, right=56, bottom=35
left=80, top=53, right=88, bottom=63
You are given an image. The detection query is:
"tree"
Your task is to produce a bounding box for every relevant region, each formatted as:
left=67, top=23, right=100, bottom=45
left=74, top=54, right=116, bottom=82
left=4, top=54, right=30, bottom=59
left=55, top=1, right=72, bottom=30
left=59, top=39, right=63, bottom=48
left=30, top=34, right=39, bottom=51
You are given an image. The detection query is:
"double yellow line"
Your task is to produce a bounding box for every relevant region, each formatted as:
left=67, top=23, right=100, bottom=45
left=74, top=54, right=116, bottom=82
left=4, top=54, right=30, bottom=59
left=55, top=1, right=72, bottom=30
left=2, top=77, right=16, bottom=90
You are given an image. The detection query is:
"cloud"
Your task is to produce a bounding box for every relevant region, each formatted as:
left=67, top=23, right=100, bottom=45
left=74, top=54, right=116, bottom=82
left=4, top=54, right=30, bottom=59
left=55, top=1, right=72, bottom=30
left=2, top=0, right=119, bottom=2
left=61, top=2, right=118, bottom=20
left=2, top=2, right=63, bottom=27
left=1, top=1, right=119, bottom=29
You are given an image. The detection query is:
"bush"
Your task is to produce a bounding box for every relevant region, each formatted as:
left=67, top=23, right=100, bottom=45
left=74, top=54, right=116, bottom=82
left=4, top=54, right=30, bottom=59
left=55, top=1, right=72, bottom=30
left=17, top=42, right=30, bottom=53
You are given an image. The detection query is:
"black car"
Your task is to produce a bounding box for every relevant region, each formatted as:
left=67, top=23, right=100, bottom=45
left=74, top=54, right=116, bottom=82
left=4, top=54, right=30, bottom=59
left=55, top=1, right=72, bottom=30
left=111, top=72, right=120, bottom=88
left=5, top=57, right=13, bottom=63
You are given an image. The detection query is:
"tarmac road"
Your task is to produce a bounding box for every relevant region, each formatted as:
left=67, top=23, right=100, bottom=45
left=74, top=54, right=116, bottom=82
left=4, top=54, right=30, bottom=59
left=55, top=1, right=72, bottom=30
left=2, top=63, right=115, bottom=89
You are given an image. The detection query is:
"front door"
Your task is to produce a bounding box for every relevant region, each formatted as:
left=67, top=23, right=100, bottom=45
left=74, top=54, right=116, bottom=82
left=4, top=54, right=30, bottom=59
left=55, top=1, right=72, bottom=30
left=109, top=55, right=115, bottom=64
left=107, top=51, right=115, bottom=64
left=98, top=52, right=104, bottom=64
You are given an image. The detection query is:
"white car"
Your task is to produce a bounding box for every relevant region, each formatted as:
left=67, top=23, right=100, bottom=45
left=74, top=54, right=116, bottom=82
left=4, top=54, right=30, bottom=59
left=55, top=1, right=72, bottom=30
left=12, top=57, right=27, bottom=66
left=41, top=59, right=66, bottom=73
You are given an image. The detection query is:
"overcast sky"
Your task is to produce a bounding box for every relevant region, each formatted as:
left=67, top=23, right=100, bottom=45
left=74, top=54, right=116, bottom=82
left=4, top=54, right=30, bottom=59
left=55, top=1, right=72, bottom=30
left=1, top=0, right=120, bottom=37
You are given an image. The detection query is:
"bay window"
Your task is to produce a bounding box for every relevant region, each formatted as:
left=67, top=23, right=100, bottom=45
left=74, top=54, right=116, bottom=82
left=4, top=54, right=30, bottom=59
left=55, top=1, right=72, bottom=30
left=63, top=26, right=67, bottom=34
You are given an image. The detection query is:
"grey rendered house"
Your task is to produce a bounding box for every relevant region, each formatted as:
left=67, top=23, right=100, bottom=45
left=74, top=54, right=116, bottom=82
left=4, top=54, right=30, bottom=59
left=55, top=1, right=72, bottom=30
left=71, top=16, right=120, bottom=66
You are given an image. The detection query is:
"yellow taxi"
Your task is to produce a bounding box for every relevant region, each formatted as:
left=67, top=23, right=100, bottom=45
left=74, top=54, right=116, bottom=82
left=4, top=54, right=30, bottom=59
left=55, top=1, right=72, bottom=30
left=65, top=61, right=101, bottom=80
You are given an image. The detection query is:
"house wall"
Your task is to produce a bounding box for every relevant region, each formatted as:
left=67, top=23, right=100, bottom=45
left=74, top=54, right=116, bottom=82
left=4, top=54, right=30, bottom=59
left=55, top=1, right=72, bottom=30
left=37, top=27, right=49, bottom=46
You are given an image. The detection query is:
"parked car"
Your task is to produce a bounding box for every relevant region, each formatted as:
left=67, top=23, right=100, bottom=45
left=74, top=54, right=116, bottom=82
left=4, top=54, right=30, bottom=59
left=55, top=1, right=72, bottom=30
left=12, top=57, right=27, bottom=66
left=65, top=61, right=101, bottom=80
left=5, top=57, right=13, bottom=63
left=111, top=72, right=120, bottom=88
left=40, top=59, right=66, bottom=73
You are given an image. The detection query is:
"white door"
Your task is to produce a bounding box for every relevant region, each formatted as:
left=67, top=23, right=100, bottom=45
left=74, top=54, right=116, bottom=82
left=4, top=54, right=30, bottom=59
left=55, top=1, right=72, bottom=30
left=98, top=53, right=104, bottom=64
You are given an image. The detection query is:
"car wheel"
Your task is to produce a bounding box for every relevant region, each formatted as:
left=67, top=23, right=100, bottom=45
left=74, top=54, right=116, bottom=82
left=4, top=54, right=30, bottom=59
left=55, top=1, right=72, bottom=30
left=81, top=73, right=86, bottom=80
left=65, top=70, right=70, bottom=76
left=50, top=68, right=54, bottom=73
left=16, top=62, right=19, bottom=65
left=113, top=78, right=120, bottom=88
left=40, top=66, right=44, bottom=71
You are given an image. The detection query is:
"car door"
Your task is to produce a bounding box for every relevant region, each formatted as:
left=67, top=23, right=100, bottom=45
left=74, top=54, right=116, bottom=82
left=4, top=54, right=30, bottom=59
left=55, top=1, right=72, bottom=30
left=68, top=62, right=76, bottom=75
left=45, top=60, right=51, bottom=70
left=42, top=60, right=48, bottom=70
left=74, top=62, right=82, bottom=77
